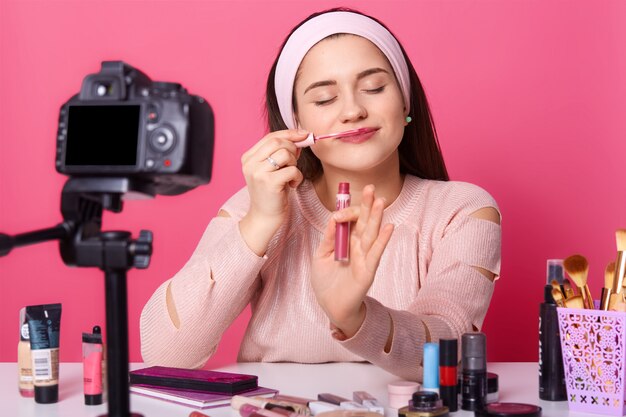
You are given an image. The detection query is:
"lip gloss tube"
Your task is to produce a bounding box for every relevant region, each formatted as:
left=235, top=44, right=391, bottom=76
left=335, top=182, right=351, bottom=262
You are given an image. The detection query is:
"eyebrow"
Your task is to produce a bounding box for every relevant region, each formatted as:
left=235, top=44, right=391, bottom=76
left=303, top=67, right=390, bottom=95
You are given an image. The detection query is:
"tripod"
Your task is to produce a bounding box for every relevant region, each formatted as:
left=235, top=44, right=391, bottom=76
left=1, top=177, right=158, bottom=417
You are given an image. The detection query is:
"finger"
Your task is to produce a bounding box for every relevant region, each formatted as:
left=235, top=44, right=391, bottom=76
left=268, top=148, right=298, bottom=169
left=316, top=213, right=337, bottom=258
left=333, top=206, right=360, bottom=223
left=267, top=166, right=304, bottom=191
left=243, top=130, right=309, bottom=163
left=361, top=197, right=386, bottom=251
left=354, top=185, right=375, bottom=235
left=365, top=223, right=395, bottom=272
left=288, top=168, right=304, bottom=188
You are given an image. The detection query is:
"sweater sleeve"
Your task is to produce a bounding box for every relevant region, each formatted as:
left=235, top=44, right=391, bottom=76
left=140, top=188, right=265, bottom=368
left=337, top=184, right=501, bottom=381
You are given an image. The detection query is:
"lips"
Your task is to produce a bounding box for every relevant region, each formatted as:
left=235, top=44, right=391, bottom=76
left=337, top=127, right=379, bottom=144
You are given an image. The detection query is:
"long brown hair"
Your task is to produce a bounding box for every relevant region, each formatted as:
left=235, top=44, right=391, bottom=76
left=264, top=8, right=449, bottom=182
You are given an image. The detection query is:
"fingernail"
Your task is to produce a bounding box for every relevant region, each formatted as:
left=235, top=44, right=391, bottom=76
left=297, top=129, right=308, bottom=135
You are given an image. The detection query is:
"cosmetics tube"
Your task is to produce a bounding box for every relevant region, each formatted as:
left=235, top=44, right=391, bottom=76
left=232, top=396, right=297, bottom=413
left=17, top=307, right=34, bottom=397
left=82, top=325, right=103, bottom=405
left=310, top=401, right=341, bottom=415
left=352, top=391, right=385, bottom=414
left=539, top=260, right=567, bottom=401
left=25, top=303, right=62, bottom=404
left=388, top=381, right=420, bottom=409
left=318, top=393, right=349, bottom=406
left=438, top=339, right=457, bottom=412
left=423, top=343, right=439, bottom=394
left=461, top=332, right=487, bottom=411
left=272, top=394, right=315, bottom=406
left=240, top=404, right=290, bottom=417
left=335, top=182, right=351, bottom=262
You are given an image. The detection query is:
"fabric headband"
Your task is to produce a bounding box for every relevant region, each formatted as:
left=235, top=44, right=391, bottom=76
left=274, top=11, right=411, bottom=130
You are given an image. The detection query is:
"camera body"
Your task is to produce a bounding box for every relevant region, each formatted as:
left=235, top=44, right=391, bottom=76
left=55, top=61, right=214, bottom=195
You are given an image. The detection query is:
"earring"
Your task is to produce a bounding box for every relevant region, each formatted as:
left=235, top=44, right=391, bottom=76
left=405, top=116, right=412, bottom=124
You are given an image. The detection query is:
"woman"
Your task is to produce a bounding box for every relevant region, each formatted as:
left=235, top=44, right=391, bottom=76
left=140, top=8, right=501, bottom=381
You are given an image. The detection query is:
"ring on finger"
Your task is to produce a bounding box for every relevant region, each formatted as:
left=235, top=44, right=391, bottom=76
left=266, top=156, right=280, bottom=170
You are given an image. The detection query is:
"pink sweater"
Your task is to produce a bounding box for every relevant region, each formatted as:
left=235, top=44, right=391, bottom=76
left=140, top=175, right=501, bottom=380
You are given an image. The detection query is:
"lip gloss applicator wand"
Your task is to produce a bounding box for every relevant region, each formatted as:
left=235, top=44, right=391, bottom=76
left=296, top=128, right=374, bottom=148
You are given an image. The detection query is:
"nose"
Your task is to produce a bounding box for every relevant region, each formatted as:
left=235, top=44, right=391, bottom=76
left=339, top=92, right=367, bottom=123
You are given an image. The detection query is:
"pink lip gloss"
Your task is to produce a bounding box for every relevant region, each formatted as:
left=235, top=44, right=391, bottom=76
left=335, top=182, right=351, bottom=262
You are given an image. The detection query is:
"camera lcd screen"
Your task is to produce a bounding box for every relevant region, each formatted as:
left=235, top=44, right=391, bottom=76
left=65, top=105, right=140, bottom=166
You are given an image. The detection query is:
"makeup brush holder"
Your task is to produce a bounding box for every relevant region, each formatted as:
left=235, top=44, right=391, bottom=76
left=557, top=307, right=626, bottom=416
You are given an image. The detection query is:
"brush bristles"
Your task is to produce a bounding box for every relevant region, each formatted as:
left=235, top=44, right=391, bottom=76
left=617, top=230, right=626, bottom=252
left=564, top=255, right=589, bottom=285
left=551, top=288, right=565, bottom=306
left=606, top=262, right=616, bottom=288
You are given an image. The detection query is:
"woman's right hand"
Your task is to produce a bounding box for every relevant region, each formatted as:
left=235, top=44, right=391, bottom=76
left=238, top=129, right=309, bottom=256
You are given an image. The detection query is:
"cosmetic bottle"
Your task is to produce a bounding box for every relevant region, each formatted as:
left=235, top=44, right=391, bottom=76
left=335, top=182, right=351, bottom=261
left=83, top=325, right=103, bottom=405
left=539, top=259, right=567, bottom=401
left=17, top=307, right=34, bottom=397
left=423, top=343, right=439, bottom=394
left=439, top=339, right=457, bottom=411
left=461, top=332, right=487, bottom=411
left=399, top=391, right=450, bottom=417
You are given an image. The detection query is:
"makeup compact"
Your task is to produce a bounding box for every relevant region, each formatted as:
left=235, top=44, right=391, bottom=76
left=474, top=402, right=542, bottom=417
left=487, top=372, right=499, bottom=403
left=398, top=391, right=449, bottom=417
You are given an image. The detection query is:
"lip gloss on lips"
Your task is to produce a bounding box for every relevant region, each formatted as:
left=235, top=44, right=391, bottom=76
left=335, top=182, right=351, bottom=262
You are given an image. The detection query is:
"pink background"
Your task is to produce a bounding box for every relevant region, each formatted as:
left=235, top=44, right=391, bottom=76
left=1, top=0, right=625, bottom=367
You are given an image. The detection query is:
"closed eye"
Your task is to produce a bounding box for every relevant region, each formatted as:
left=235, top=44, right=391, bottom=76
left=314, top=97, right=337, bottom=106
left=364, top=86, right=385, bottom=94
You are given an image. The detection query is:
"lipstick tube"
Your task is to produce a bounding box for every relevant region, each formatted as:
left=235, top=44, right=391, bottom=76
left=335, top=182, right=351, bottom=262
left=439, top=338, right=458, bottom=412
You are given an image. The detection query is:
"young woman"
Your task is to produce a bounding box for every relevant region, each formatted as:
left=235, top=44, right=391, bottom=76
left=140, top=8, right=501, bottom=381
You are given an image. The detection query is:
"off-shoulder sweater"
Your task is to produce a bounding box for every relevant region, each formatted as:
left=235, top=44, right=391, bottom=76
left=140, top=175, right=501, bottom=381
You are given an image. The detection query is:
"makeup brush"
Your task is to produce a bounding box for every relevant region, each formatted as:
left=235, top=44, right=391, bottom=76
left=562, top=278, right=576, bottom=299
left=602, top=262, right=616, bottom=311
left=551, top=288, right=566, bottom=307
left=564, top=295, right=585, bottom=309
left=550, top=279, right=565, bottom=300
left=564, top=255, right=594, bottom=309
left=609, top=293, right=626, bottom=312
left=611, top=230, right=626, bottom=294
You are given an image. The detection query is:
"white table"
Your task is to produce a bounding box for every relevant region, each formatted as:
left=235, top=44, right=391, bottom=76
left=2, top=362, right=572, bottom=417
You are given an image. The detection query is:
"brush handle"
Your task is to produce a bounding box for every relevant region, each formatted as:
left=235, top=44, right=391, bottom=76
left=582, top=285, right=595, bottom=309
left=613, top=251, right=626, bottom=293
left=600, top=287, right=612, bottom=311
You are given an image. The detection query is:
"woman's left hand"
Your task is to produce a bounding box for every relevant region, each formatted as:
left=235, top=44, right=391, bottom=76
left=310, top=185, right=395, bottom=338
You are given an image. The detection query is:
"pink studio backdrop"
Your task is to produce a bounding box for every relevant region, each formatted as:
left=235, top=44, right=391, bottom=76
left=1, top=0, right=625, bottom=367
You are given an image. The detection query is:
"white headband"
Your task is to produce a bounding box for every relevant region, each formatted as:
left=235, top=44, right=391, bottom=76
left=274, top=11, right=411, bottom=129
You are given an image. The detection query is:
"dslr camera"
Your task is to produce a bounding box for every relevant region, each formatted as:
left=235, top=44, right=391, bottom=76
left=55, top=61, right=214, bottom=195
